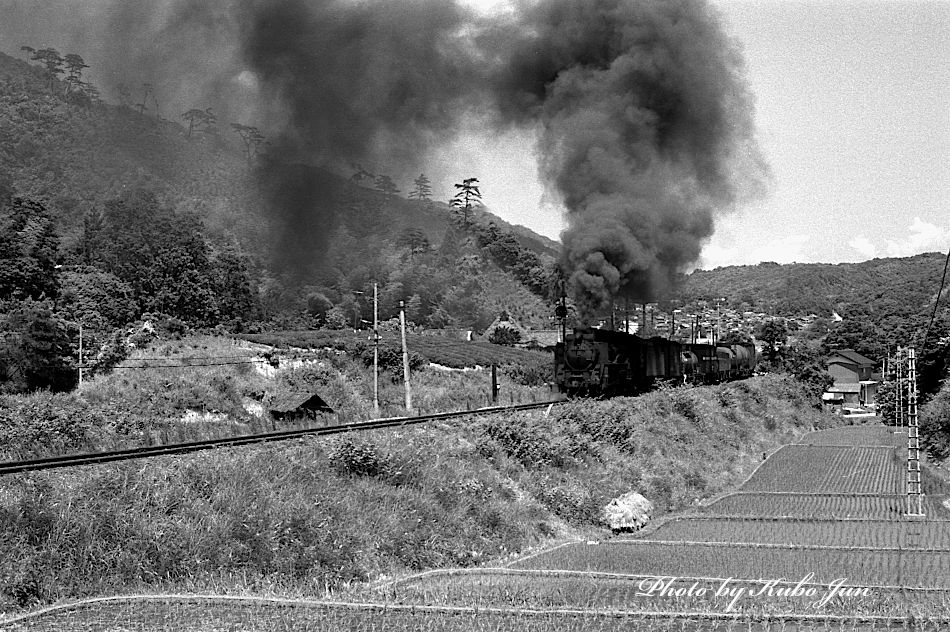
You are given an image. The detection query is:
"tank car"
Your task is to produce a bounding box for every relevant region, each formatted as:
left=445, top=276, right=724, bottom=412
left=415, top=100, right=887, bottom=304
left=682, top=342, right=758, bottom=383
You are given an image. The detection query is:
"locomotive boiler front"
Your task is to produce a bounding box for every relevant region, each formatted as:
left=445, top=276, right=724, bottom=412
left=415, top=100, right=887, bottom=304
left=555, top=330, right=603, bottom=392
left=555, top=327, right=683, bottom=395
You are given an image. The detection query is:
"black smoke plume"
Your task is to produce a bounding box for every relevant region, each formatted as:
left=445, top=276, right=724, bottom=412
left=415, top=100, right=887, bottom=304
left=1, top=0, right=766, bottom=303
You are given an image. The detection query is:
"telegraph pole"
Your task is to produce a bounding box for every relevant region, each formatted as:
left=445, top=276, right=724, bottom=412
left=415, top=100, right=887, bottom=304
left=399, top=300, right=412, bottom=413
left=372, top=283, right=379, bottom=416
left=77, top=323, right=83, bottom=387
left=906, top=347, right=923, bottom=517
left=556, top=290, right=567, bottom=343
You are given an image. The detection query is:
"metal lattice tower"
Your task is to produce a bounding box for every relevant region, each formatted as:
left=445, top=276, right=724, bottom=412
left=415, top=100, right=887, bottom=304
left=906, top=347, right=923, bottom=517
left=896, top=347, right=904, bottom=428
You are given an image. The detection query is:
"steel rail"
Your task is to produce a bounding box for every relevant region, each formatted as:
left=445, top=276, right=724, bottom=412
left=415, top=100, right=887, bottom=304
left=0, top=400, right=562, bottom=475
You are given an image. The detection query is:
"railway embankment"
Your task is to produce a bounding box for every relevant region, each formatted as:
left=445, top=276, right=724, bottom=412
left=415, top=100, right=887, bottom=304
left=0, top=351, right=840, bottom=614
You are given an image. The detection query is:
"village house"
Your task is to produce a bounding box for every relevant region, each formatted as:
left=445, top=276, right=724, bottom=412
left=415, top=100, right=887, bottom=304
left=823, top=348, right=879, bottom=410
left=267, top=391, right=335, bottom=422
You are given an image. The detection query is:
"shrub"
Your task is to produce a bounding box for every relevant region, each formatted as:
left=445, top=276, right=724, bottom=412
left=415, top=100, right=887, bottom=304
left=670, top=388, right=702, bottom=424
left=328, top=439, right=386, bottom=477
left=362, top=347, right=427, bottom=379
left=529, top=474, right=599, bottom=523
left=499, top=357, right=552, bottom=387
left=488, top=326, right=521, bottom=346
left=0, top=392, right=104, bottom=457
left=478, top=415, right=583, bottom=468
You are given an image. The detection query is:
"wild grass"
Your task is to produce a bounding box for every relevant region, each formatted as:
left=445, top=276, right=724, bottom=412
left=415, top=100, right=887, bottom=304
left=0, top=366, right=834, bottom=611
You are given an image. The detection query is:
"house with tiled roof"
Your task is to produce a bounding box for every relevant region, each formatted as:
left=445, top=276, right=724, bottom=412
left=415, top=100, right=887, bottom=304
left=823, top=348, right=879, bottom=409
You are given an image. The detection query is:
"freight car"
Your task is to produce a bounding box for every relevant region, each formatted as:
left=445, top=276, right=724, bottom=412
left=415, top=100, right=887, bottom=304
left=555, top=327, right=757, bottom=395
left=681, top=341, right=757, bottom=384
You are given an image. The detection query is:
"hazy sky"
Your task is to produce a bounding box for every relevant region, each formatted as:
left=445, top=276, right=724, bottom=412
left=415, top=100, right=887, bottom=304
left=3, top=0, right=947, bottom=268
left=458, top=0, right=950, bottom=268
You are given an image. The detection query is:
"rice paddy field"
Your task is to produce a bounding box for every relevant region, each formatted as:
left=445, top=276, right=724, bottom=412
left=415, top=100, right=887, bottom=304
left=797, top=427, right=905, bottom=448
left=8, top=596, right=946, bottom=632
left=383, top=569, right=950, bottom=617
left=380, top=424, right=950, bottom=626
left=646, top=517, right=950, bottom=549
left=6, top=423, right=949, bottom=630
left=699, top=492, right=950, bottom=519
left=738, top=445, right=904, bottom=494
left=506, top=540, right=950, bottom=588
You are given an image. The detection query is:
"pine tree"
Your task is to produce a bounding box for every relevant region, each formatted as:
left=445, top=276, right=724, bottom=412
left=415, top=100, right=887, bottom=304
left=409, top=173, right=432, bottom=202
left=374, top=174, right=400, bottom=200
left=63, top=53, right=89, bottom=96
left=449, top=177, right=481, bottom=229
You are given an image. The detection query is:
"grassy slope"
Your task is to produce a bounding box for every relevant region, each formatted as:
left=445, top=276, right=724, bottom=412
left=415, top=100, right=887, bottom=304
left=0, top=362, right=839, bottom=611
left=0, top=334, right=554, bottom=462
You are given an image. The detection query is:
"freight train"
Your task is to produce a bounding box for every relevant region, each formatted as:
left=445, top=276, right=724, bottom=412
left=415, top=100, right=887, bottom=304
left=554, top=327, right=757, bottom=395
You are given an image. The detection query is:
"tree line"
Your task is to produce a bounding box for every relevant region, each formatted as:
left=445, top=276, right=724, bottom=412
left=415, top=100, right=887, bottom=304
left=18, top=44, right=269, bottom=163
left=0, top=185, right=257, bottom=393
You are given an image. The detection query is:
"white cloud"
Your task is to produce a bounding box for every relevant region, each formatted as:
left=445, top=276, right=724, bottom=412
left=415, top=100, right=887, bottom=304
left=882, top=217, right=949, bottom=258
left=698, top=231, right=810, bottom=269
left=848, top=235, right=877, bottom=260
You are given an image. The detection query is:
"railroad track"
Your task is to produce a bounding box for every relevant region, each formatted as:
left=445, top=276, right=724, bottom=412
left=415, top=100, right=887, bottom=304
left=0, top=400, right=563, bottom=476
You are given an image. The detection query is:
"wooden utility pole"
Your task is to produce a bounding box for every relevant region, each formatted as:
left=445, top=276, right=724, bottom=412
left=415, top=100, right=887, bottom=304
left=491, top=364, right=498, bottom=403
left=372, top=283, right=379, bottom=416
left=77, top=323, right=83, bottom=387
left=399, top=300, right=412, bottom=412
left=556, top=291, right=567, bottom=343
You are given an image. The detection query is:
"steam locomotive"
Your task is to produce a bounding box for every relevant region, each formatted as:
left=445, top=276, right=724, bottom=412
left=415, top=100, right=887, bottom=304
left=554, top=327, right=757, bottom=395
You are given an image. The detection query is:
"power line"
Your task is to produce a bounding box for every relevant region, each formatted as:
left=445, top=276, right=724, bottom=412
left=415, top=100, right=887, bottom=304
left=921, top=247, right=950, bottom=353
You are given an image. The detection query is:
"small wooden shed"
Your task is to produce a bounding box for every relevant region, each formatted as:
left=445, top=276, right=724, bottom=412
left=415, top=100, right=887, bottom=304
left=267, top=392, right=334, bottom=422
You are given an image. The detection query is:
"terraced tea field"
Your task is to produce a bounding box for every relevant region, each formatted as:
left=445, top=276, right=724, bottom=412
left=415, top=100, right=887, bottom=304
left=238, top=330, right=550, bottom=368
